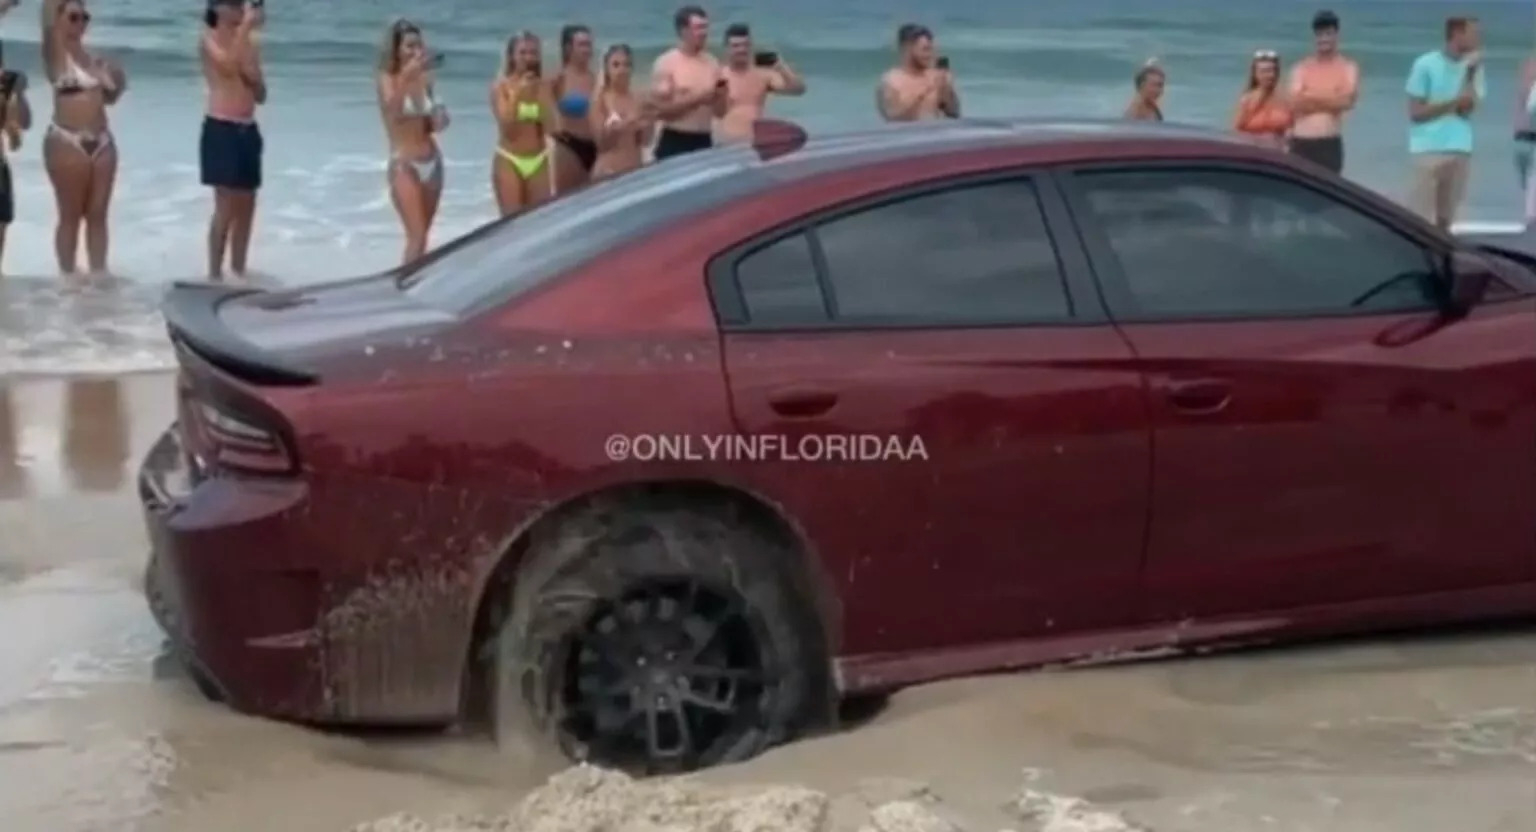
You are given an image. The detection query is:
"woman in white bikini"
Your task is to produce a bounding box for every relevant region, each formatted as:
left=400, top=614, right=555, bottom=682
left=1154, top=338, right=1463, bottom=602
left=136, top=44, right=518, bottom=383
left=41, top=0, right=125, bottom=276
left=377, top=19, right=449, bottom=265
left=589, top=44, right=653, bottom=179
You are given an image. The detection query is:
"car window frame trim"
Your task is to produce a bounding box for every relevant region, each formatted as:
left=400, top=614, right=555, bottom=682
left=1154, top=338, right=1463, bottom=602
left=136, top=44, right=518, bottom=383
left=707, top=167, right=1111, bottom=333
left=1055, top=159, right=1456, bottom=324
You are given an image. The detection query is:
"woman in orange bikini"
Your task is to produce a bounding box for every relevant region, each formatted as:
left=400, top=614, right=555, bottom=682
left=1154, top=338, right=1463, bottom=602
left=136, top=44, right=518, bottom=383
left=1232, top=50, right=1292, bottom=150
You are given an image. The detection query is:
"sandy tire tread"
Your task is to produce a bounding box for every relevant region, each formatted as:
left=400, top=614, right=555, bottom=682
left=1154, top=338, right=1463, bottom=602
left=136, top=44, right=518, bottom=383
left=490, top=495, right=827, bottom=772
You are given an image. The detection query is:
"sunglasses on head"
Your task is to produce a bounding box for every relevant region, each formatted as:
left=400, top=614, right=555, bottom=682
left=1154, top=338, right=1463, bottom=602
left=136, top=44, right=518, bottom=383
left=1253, top=49, right=1278, bottom=60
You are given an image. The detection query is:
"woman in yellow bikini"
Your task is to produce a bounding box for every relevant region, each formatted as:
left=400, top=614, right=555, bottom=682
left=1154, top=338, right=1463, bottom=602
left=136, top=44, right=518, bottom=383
left=490, top=31, right=557, bottom=216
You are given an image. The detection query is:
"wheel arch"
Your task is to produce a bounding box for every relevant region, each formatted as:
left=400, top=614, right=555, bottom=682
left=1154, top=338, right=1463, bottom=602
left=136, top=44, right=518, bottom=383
left=458, top=478, right=843, bottom=725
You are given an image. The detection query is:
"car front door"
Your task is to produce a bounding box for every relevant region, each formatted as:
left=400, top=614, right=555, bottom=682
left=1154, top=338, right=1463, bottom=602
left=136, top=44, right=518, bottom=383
left=1061, top=164, right=1536, bottom=620
left=711, top=173, right=1151, bottom=659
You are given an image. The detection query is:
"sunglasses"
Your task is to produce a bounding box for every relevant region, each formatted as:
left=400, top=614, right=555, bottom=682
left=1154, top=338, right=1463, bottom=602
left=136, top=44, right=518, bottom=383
left=1253, top=49, right=1278, bottom=60
left=67, top=11, right=91, bottom=24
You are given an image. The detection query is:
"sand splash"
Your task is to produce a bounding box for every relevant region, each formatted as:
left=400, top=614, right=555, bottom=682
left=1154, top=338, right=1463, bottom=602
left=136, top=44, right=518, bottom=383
left=348, top=765, right=1151, bottom=832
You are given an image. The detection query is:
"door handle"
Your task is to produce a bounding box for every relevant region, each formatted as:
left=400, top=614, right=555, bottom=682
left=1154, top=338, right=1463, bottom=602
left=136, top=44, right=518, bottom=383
left=767, top=388, right=839, bottom=418
left=1164, top=378, right=1231, bottom=415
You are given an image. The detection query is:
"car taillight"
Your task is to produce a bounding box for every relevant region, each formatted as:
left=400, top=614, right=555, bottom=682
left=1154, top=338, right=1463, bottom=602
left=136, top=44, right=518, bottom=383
left=195, top=402, right=295, bottom=475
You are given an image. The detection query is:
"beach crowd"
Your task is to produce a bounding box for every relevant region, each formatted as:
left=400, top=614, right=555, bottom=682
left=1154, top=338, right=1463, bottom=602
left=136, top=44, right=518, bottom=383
left=0, top=1, right=1528, bottom=280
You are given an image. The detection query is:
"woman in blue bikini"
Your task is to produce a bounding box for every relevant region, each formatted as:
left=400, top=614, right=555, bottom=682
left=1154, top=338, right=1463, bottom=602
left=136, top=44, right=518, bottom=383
left=552, top=23, right=597, bottom=191
left=490, top=31, right=557, bottom=216
left=377, top=18, right=449, bottom=264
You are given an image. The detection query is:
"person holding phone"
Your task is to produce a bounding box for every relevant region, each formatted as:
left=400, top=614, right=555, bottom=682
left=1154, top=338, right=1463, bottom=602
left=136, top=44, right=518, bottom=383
left=377, top=19, right=449, bottom=265
left=650, top=5, right=727, bottom=160
left=0, top=26, right=34, bottom=277
left=551, top=24, right=597, bottom=187
left=40, top=0, right=126, bottom=277
left=490, top=30, right=558, bottom=215
left=717, top=23, right=804, bottom=144
left=200, top=0, right=266, bottom=280
left=589, top=44, right=651, bottom=178
left=1406, top=16, right=1484, bottom=230
left=877, top=23, right=958, bottom=122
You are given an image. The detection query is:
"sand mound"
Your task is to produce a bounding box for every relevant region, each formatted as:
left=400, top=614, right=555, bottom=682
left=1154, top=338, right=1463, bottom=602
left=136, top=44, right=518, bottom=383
left=349, top=765, right=1150, bottom=832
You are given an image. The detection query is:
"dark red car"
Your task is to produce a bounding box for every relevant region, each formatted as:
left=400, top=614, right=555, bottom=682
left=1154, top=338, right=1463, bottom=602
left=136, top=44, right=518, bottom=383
left=141, top=119, right=1536, bottom=773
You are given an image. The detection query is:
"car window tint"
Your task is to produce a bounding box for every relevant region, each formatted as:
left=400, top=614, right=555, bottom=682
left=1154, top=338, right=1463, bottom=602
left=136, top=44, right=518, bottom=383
left=401, top=150, right=765, bottom=315
left=1077, top=170, right=1438, bottom=317
left=812, top=180, right=1072, bottom=323
left=736, top=233, right=827, bottom=323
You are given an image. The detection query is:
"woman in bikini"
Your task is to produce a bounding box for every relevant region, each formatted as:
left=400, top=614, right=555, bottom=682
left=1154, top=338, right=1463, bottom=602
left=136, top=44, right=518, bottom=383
left=589, top=45, right=653, bottom=180
left=377, top=19, right=450, bottom=265
left=490, top=31, right=558, bottom=216
left=1232, top=50, right=1292, bottom=150
left=1124, top=60, right=1165, bottom=122
left=41, top=0, right=126, bottom=276
left=551, top=24, right=597, bottom=191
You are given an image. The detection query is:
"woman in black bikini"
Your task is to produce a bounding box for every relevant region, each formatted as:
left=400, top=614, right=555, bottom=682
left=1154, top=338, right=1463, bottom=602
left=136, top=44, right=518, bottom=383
left=1124, top=60, right=1165, bottom=122
left=41, top=0, right=126, bottom=276
left=551, top=24, right=597, bottom=191
left=377, top=19, right=450, bottom=265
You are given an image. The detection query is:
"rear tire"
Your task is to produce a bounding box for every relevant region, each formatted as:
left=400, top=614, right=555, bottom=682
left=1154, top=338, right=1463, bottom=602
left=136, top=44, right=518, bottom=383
left=490, top=498, right=826, bottom=774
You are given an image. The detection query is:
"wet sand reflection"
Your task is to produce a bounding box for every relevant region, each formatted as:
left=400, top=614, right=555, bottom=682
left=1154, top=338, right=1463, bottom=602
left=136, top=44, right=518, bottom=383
left=62, top=377, right=130, bottom=494
left=0, top=385, right=25, bottom=499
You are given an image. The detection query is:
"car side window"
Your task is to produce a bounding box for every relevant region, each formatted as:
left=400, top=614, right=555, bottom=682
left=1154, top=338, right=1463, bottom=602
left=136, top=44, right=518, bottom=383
left=811, top=179, right=1072, bottom=323
left=736, top=233, right=828, bottom=323
left=1075, top=169, right=1440, bottom=318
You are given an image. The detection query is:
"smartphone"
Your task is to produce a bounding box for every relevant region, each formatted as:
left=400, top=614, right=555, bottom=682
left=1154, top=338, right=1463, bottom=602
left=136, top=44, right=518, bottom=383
left=936, top=56, right=950, bottom=70
left=753, top=51, right=778, bottom=68
left=428, top=52, right=446, bottom=69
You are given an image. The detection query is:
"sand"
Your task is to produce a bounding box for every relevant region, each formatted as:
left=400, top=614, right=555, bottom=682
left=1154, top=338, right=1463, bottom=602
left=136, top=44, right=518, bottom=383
left=0, top=372, right=1533, bottom=832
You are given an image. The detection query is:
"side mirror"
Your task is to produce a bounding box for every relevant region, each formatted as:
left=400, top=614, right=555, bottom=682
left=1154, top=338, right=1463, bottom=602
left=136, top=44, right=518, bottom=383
left=1443, top=250, right=1494, bottom=319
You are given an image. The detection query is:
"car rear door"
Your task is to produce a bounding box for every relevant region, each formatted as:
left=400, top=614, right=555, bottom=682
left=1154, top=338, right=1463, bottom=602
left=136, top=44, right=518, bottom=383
left=1059, top=162, right=1536, bottom=620
left=710, top=171, right=1152, bottom=659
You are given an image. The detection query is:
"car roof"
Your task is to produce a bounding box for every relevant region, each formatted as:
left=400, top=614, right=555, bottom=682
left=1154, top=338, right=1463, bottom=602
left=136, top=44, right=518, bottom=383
left=746, top=117, right=1262, bottom=180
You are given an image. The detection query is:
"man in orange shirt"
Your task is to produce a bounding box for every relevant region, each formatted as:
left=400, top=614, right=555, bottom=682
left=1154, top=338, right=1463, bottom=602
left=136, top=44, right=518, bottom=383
left=1287, top=10, right=1358, bottom=175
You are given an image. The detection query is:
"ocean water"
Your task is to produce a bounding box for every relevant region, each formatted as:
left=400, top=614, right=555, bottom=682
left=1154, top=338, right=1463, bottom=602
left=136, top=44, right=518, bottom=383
left=0, top=0, right=1534, bottom=373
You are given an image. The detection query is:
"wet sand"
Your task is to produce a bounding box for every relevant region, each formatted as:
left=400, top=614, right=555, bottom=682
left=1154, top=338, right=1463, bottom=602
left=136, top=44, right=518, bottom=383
left=0, top=373, right=1532, bottom=831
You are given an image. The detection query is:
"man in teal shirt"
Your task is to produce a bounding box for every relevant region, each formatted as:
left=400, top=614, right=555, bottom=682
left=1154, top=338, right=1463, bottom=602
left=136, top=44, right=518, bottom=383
left=1405, top=16, right=1484, bottom=230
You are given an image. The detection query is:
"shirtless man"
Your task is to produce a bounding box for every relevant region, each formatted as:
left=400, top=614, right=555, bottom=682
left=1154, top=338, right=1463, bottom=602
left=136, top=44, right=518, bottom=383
left=650, top=5, right=728, bottom=160
left=877, top=24, right=959, bottom=122
left=200, top=0, right=266, bottom=280
left=1287, top=10, right=1358, bottom=174
left=717, top=23, right=805, bottom=144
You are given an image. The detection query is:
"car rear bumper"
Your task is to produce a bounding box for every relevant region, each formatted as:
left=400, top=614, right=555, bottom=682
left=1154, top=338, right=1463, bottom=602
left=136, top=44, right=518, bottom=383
left=139, top=424, right=494, bottom=725
left=140, top=425, right=329, bottom=719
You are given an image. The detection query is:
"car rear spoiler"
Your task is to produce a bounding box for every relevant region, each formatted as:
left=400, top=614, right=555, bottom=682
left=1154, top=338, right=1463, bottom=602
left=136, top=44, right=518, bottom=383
left=161, top=281, right=319, bottom=386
